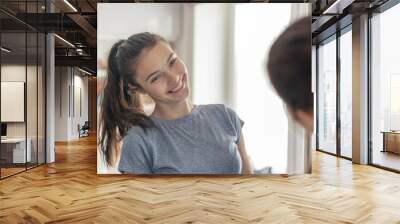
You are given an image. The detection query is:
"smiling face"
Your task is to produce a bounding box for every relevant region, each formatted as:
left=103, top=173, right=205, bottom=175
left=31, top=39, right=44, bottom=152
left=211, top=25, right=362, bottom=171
left=133, top=41, right=190, bottom=106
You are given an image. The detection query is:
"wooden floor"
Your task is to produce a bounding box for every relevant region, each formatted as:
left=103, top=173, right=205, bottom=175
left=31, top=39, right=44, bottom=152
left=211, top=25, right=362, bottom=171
left=0, top=167, right=26, bottom=178
left=0, top=135, right=400, bottom=223
left=1, top=163, right=44, bottom=178
left=372, top=150, right=400, bottom=171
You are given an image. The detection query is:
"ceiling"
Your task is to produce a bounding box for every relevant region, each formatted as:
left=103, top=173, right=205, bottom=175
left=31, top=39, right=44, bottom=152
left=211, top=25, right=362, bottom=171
left=0, top=0, right=394, bottom=74
left=0, top=0, right=100, bottom=74
left=311, top=0, right=391, bottom=44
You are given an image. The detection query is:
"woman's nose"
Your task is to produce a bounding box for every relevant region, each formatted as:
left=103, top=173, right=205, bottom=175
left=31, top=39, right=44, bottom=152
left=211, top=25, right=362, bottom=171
left=166, top=71, right=179, bottom=84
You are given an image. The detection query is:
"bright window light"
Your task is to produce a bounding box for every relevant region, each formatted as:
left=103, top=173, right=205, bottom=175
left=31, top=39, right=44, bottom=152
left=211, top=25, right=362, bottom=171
left=234, top=4, right=291, bottom=173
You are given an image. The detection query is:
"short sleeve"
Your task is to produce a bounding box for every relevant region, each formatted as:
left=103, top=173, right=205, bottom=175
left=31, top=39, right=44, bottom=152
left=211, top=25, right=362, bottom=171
left=224, top=105, right=244, bottom=144
left=118, top=131, right=153, bottom=174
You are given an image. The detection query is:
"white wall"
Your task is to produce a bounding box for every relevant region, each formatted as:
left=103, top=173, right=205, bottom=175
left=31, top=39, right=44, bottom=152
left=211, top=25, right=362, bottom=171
left=1, top=65, right=32, bottom=138
left=176, top=4, right=195, bottom=95
left=55, top=67, right=68, bottom=141
left=233, top=4, right=293, bottom=173
left=1, top=66, right=25, bottom=124
left=55, top=67, right=89, bottom=141
left=72, top=73, right=89, bottom=138
left=1, top=65, right=26, bottom=81
left=97, top=3, right=183, bottom=64
left=46, top=32, right=55, bottom=163
left=192, top=4, right=230, bottom=105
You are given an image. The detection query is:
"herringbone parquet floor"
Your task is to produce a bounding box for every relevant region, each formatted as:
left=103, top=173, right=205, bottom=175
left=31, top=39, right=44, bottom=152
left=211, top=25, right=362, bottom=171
left=0, top=134, right=399, bottom=223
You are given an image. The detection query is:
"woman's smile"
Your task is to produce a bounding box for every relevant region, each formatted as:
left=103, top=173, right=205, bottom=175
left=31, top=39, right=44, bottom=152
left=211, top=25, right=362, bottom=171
left=168, top=73, right=187, bottom=95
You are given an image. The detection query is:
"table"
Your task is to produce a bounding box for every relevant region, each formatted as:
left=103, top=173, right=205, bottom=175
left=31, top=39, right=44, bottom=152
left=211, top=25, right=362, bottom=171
left=381, top=131, right=400, bottom=154
left=1, top=138, right=31, bottom=163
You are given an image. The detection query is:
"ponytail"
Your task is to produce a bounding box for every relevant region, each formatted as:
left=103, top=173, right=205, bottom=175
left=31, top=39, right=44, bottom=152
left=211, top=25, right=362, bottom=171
left=99, top=37, right=155, bottom=167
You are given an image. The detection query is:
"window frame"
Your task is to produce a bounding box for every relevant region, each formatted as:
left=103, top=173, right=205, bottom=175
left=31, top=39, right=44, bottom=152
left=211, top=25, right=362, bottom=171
left=315, top=22, right=353, bottom=161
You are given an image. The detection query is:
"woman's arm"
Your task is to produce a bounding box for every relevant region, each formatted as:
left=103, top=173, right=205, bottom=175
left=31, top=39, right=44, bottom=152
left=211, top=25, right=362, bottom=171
left=237, top=133, right=253, bottom=174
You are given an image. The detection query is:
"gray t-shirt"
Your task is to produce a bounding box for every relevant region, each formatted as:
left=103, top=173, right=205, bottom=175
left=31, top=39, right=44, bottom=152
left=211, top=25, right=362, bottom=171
left=118, top=104, right=244, bottom=174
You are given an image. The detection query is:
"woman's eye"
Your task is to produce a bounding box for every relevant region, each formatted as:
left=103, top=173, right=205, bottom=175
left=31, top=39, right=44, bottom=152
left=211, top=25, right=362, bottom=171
left=169, top=58, right=177, bottom=67
left=151, top=75, right=161, bottom=83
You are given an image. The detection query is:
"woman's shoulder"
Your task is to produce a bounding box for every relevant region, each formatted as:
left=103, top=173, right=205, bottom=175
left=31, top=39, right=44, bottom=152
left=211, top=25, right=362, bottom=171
left=198, top=103, right=229, bottom=112
left=123, top=125, right=154, bottom=145
left=198, top=103, right=235, bottom=115
left=196, top=104, right=239, bottom=123
left=199, top=104, right=241, bottom=125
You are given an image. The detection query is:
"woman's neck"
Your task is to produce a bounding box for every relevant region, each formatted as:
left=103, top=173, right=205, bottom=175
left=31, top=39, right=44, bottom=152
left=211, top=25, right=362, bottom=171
left=152, top=100, right=193, bottom=120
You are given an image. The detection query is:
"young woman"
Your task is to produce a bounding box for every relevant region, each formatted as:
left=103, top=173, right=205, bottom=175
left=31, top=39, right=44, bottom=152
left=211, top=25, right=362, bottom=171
left=99, top=32, right=253, bottom=174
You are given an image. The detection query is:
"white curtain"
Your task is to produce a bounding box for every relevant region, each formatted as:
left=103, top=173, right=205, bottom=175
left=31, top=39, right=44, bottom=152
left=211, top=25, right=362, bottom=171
left=287, top=4, right=312, bottom=174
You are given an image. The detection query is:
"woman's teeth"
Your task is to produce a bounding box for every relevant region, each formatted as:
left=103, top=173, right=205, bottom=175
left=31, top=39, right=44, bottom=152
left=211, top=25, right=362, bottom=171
left=171, top=82, right=182, bottom=92
left=169, top=75, right=184, bottom=93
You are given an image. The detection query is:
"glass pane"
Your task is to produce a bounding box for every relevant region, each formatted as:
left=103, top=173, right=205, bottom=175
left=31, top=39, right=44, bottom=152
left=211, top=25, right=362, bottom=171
left=371, top=3, right=400, bottom=171
left=26, top=0, right=39, bottom=170
left=38, top=1, right=46, bottom=14
left=0, top=1, right=46, bottom=178
left=38, top=33, right=45, bottom=165
left=340, top=29, right=352, bottom=158
left=27, top=31, right=38, bottom=169
left=1, top=30, right=27, bottom=177
left=317, top=37, right=337, bottom=154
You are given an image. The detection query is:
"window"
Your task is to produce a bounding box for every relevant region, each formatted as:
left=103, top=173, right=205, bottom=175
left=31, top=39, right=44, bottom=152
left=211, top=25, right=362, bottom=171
left=317, top=36, right=337, bottom=155
left=370, top=2, right=400, bottom=171
left=0, top=1, right=47, bottom=179
left=234, top=4, right=291, bottom=173
left=339, top=28, right=352, bottom=158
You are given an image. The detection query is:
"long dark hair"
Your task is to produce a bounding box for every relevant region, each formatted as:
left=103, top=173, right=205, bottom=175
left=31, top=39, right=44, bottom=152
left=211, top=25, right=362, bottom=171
left=99, top=32, right=166, bottom=167
left=267, top=16, right=313, bottom=113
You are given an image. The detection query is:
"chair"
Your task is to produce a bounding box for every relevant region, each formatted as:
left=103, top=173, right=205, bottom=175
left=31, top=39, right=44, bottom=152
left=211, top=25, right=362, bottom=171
left=78, top=121, right=90, bottom=138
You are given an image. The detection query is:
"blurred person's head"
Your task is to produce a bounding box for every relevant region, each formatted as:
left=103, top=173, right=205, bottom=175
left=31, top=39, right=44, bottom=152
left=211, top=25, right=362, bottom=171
left=267, top=16, right=313, bottom=132
left=99, top=32, right=190, bottom=166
